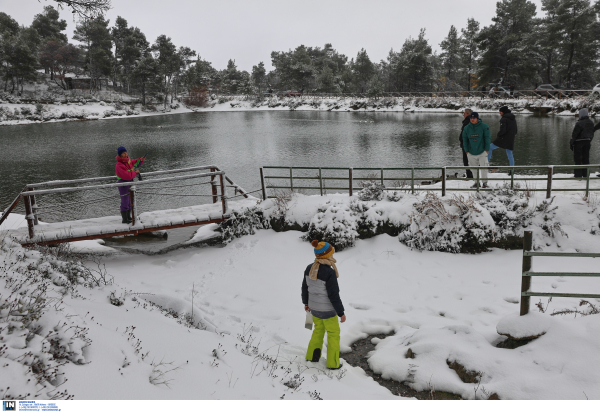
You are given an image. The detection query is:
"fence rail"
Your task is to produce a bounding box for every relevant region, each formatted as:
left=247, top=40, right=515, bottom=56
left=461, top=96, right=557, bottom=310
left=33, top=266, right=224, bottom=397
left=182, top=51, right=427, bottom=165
left=520, top=231, right=600, bottom=315
left=259, top=164, right=600, bottom=200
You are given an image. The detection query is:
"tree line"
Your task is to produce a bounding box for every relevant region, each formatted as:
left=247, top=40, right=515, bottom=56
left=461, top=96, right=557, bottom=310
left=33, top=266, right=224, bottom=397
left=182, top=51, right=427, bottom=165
left=1, top=0, right=599, bottom=108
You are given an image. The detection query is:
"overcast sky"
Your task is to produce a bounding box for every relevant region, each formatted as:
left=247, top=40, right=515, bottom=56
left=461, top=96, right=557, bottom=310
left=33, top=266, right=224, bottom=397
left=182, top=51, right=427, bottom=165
left=2, top=0, right=544, bottom=72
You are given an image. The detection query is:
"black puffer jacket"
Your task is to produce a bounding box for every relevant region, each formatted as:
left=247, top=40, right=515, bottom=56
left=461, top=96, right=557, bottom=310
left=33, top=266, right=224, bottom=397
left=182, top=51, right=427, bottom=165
left=571, top=116, right=595, bottom=144
left=459, top=117, right=470, bottom=148
left=493, top=112, right=518, bottom=150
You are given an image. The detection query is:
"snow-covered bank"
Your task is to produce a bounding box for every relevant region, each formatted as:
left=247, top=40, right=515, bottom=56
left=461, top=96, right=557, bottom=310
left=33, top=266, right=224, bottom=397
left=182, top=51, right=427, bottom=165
left=196, top=95, right=599, bottom=116
left=2, top=94, right=598, bottom=126
left=0, top=101, right=193, bottom=126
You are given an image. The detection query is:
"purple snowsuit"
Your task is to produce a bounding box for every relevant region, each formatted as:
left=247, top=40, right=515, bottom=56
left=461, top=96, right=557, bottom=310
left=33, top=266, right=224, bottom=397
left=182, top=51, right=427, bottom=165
left=115, top=156, right=143, bottom=212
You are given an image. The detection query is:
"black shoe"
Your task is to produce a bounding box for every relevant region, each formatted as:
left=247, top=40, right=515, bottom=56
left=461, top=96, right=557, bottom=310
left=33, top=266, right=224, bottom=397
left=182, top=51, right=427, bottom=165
left=121, top=211, right=129, bottom=224
left=307, top=348, right=321, bottom=362
left=126, top=210, right=133, bottom=223
left=482, top=183, right=489, bottom=188
left=327, top=362, right=343, bottom=370
left=471, top=183, right=480, bottom=188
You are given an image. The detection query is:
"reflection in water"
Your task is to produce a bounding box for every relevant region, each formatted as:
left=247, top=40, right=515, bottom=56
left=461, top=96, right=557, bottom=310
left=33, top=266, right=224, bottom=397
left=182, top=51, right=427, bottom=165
left=1, top=111, right=597, bottom=209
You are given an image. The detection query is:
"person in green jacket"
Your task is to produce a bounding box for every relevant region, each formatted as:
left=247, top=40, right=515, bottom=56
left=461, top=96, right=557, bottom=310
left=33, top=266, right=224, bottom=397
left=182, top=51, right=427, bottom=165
left=462, top=112, right=491, bottom=188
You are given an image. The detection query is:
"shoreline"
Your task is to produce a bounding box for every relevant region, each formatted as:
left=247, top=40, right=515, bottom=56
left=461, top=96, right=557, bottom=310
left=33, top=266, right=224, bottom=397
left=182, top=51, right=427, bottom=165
left=1, top=95, right=587, bottom=126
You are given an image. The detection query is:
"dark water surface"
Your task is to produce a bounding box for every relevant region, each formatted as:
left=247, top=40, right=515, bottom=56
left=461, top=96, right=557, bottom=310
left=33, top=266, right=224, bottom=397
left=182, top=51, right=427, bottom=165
left=1, top=111, right=598, bottom=209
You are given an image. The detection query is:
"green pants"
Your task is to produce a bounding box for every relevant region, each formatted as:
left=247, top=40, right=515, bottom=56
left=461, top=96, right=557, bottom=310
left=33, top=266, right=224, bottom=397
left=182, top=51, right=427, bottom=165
left=306, top=315, right=340, bottom=369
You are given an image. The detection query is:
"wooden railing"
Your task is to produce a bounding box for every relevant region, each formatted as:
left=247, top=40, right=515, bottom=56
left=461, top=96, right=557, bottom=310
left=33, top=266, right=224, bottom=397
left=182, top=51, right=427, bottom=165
left=520, top=231, right=600, bottom=315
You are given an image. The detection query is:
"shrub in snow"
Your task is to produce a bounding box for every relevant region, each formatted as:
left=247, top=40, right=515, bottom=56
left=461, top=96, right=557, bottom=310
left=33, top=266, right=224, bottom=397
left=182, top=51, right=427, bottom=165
left=302, top=201, right=359, bottom=250
left=218, top=207, right=269, bottom=244
left=20, top=106, right=32, bottom=115
left=386, top=190, right=403, bottom=202
left=398, top=193, right=494, bottom=253
left=473, top=184, right=533, bottom=238
left=170, top=102, right=180, bottom=110
left=357, top=180, right=385, bottom=201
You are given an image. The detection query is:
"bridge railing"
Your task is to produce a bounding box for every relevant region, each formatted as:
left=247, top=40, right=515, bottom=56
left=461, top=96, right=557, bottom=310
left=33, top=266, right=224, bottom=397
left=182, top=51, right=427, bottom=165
left=1, top=165, right=252, bottom=241
left=259, top=164, right=600, bottom=200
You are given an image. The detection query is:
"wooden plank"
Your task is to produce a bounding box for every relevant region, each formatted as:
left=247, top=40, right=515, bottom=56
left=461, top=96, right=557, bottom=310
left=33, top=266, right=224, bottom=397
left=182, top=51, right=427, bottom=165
left=20, top=218, right=226, bottom=247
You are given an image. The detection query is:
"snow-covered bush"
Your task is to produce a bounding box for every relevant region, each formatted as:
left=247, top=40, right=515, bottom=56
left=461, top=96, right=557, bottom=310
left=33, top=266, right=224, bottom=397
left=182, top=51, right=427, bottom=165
left=398, top=193, right=494, bottom=253
left=357, top=180, right=385, bottom=201
left=20, top=106, right=32, bottom=115
left=302, top=201, right=360, bottom=251
left=473, top=184, right=533, bottom=237
left=386, top=190, right=403, bottom=202
left=218, top=207, right=269, bottom=244
left=0, top=238, right=107, bottom=400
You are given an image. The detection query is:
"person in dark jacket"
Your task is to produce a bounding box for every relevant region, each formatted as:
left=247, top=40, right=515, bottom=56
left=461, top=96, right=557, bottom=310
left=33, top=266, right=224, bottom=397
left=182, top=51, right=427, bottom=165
left=570, top=108, right=595, bottom=178
left=302, top=240, right=345, bottom=369
left=488, top=106, right=517, bottom=173
left=460, top=109, right=474, bottom=179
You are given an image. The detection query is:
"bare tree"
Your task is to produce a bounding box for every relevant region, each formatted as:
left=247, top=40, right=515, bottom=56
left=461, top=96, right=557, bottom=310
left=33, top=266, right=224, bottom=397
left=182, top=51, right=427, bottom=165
left=39, top=0, right=112, bottom=18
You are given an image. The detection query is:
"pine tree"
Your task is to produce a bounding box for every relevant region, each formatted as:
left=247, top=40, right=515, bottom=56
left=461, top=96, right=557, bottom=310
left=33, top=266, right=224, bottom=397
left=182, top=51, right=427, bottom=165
left=151, top=34, right=180, bottom=107
left=439, top=25, right=462, bottom=90
left=352, top=48, right=374, bottom=93
left=460, top=18, right=480, bottom=90
left=477, top=0, right=538, bottom=86
left=251, top=61, right=266, bottom=93
left=73, top=16, right=113, bottom=90
left=31, top=6, right=67, bottom=43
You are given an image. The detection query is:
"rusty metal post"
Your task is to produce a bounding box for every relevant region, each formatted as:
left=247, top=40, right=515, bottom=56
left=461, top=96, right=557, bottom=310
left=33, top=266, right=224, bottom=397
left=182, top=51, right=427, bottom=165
left=23, top=195, right=35, bottom=239
left=319, top=168, right=323, bottom=196
left=349, top=168, right=353, bottom=196
left=546, top=166, right=553, bottom=199
left=28, top=188, right=39, bottom=225
left=520, top=231, right=533, bottom=316
left=210, top=168, right=218, bottom=203
left=260, top=167, right=267, bottom=200
left=129, top=186, right=137, bottom=226
left=219, top=173, right=228, bottom=214
left=441, top=167, right=447, bottom=197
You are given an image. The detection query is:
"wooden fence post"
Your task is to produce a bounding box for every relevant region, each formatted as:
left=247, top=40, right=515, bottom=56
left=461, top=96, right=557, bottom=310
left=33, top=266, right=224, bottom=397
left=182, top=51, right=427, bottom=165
left=129, top=186, right=137, bottom=226
left=520, top=230, right=533, bottom=316
left=210, top=168, right=218, bottom=203
left=411, top=168, right=415, bottom=194
left=441, top=167, right=447, bottom=197
left=349, top=168, right=353, bottom=196
left=219, top=173, right=228, bottom=214
left=260, top=167, right=267, bottom=200
left=23, top=195, right=35, bottom=239
left=585, top=167, right=590, bottom=198
left=289, top=167, right=293, bottom=191
left=27, top=188, right=39, bottom=225
left=546, top=166, right=553, bottom=199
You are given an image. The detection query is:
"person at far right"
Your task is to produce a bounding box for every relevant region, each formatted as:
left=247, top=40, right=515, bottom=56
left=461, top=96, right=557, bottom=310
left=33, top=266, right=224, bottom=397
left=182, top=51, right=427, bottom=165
left=570, top=108, right=595, bottom=178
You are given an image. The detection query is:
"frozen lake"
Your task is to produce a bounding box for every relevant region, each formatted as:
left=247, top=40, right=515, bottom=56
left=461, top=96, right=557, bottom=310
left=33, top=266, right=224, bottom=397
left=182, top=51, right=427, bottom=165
left=1, top=110, right=596, bottom=211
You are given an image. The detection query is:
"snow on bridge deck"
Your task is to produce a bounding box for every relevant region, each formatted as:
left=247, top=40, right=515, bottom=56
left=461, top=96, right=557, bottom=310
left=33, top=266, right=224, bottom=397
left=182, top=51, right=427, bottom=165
left=5, top=199, right=255, bottom=246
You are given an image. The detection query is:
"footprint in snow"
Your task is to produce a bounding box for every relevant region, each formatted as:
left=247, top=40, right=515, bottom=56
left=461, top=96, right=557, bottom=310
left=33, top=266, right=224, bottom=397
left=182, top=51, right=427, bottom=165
left=503, top=297, right=519, bottom=304
left=350, top=303, right=372, bottom=310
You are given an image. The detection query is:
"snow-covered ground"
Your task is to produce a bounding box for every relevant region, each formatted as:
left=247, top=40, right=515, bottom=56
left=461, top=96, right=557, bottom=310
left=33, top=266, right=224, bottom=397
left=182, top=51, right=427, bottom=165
left=2, top=183, right=600, bottom=400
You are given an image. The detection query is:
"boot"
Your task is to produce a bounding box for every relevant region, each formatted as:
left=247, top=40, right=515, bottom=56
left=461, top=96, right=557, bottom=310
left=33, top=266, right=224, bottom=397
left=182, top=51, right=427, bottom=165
left=126, top=210, right=133, bottom=224
left=120, top=211, right=129, bottom=224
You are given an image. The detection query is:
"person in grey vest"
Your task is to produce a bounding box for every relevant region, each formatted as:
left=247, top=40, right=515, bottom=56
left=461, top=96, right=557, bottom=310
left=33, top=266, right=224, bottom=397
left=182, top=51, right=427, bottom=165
left=302, top=240, right=345, bottom=369
left=570, top=108, right=595, bottom=178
